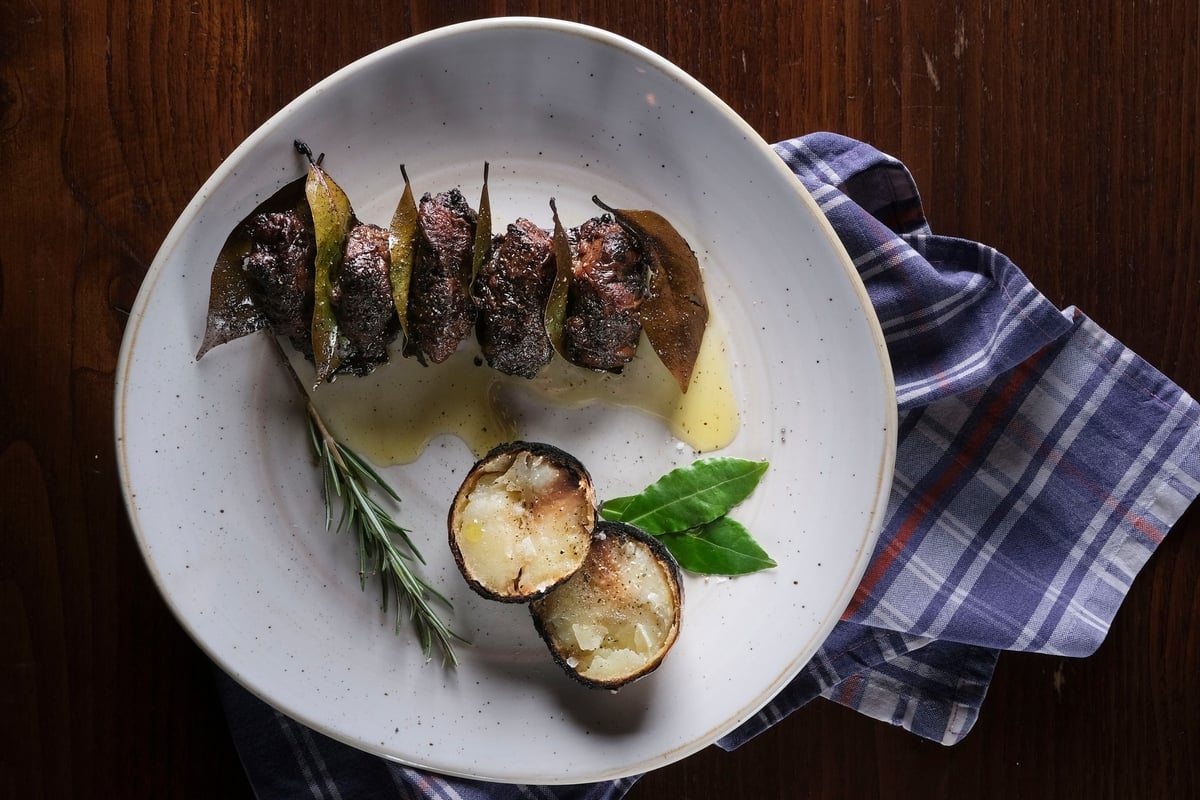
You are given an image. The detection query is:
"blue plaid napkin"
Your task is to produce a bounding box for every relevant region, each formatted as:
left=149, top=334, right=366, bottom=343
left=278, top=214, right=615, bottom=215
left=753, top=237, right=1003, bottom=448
left=216, top=133, right=1200, bottom=798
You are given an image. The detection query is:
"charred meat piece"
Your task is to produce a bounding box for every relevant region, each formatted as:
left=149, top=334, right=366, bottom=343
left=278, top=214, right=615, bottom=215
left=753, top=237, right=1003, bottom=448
left=563, top=215, right=645, bottom=372
left=474, top=218, right=557, bottom=378
left=331, top=222, right=399, bottom=375
left=405, top=188, right=478, bottom=364
left=242, top=210, right=316, bottom=356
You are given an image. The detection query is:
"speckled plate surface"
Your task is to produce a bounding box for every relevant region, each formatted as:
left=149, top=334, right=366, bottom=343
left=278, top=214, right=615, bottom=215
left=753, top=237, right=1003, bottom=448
left=115, top=18, right=896, bottom=784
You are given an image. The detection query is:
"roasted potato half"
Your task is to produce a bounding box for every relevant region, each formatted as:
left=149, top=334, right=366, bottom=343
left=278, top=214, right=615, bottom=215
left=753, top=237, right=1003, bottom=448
left=530, top=521, right=683, bottom=689
left=449, top=441, right=596, bottom=602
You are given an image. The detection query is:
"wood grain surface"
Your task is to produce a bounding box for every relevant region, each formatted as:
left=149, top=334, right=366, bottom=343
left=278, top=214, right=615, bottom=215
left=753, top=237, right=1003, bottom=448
left=3, top=2, right=1198, bottom=798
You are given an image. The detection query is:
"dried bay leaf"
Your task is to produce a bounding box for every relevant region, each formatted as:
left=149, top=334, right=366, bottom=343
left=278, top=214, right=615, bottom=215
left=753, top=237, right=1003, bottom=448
left=593, top=196, right=709, bottom=392
left=195, top=175, right=306, bottom=360
left=544, top=198, right=574, bottom=358
left=301, top=143, right=355, bottom=387
left=387, top=165, right=418, bottom=341
left=471, top=162, right=493, bottom=283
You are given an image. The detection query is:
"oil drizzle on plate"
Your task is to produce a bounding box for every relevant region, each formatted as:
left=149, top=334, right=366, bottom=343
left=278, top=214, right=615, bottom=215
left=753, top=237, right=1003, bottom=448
left=308, top=321, right=738, bottom=465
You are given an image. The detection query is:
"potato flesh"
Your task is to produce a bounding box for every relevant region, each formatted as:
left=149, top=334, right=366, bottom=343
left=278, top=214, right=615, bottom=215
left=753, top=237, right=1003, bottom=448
left=537, top=538, right=678, bottom=683
left=457, top=453, right=592, bottom=596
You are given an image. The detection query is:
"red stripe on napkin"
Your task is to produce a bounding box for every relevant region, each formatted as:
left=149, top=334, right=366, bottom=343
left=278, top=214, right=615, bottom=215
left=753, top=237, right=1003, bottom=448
left=844, top=349, right=1049, bottom=618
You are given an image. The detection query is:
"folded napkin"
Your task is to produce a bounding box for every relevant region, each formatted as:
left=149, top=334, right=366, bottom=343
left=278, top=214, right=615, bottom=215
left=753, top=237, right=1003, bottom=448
left=216, top=133, right=1200, bottom=798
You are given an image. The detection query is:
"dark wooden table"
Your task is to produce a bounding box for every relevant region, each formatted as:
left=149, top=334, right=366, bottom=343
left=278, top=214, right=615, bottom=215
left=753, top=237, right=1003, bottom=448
left=5, top=2, right=1198, bottom=798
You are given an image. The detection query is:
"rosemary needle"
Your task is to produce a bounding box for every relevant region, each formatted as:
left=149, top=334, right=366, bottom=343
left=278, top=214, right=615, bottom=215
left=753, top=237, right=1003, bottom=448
left=269, top=336, right=466, bottom=666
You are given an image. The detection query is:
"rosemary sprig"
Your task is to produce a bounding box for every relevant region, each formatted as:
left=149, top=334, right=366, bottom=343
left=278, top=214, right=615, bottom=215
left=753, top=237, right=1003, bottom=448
left=269, top=336, right=466, bottom=666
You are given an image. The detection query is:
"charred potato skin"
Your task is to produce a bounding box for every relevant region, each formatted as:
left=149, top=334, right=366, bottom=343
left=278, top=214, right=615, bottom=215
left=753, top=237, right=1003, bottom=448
left=448, top=441, right=597, bottom=603
left=529, top=521, right=683, bottom=690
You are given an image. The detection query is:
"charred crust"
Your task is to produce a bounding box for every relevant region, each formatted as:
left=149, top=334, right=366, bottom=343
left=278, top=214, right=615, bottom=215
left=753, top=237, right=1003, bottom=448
left=406, top=188, right=479, bottom=364
left=474, top=218, right=556, bottom=378
left=473, top=440, right=593, bottom=486
left=242, top=210, right=317, bottom=356
left=562, top=215, right=645, bottom=372
left=332, top=222, right=399, bottom=375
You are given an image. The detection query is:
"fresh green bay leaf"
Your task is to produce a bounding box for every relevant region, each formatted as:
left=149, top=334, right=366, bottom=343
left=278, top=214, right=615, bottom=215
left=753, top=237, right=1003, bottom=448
left=601, top=457, right=774, bottom=576
left=608, top=457, right=769, bottom=534
left=599, top=495, right=636, bottom=521
left=659, top=518, right=776, bottom=576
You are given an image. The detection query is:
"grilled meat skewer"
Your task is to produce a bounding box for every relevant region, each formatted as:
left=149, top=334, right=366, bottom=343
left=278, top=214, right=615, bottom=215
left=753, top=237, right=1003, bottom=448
left=222, top=177, right=685, bottom=388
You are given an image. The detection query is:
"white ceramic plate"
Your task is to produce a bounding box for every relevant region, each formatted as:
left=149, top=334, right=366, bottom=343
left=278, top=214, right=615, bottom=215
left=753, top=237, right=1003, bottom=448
left=116, top=18, right=895, bottom=784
